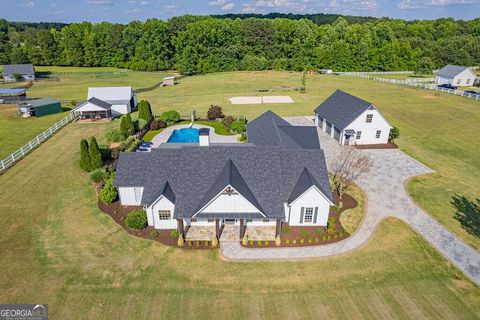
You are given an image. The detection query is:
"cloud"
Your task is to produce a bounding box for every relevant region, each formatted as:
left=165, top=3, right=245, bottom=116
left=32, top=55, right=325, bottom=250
left=20, top=1, right=35, bottom=8
left=209, top=0, right=236, bottom=10
left=242, top=5, right=257, bottom=12
left=86, top=0, right=114, bottom=5
left=327, top=0, right=378, bottom=10
left=398, top=0, right=478, bottom=9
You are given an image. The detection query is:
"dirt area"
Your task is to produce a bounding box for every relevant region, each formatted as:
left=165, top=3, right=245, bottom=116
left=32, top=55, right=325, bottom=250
left=0, top=104, right=19, bottom=118
left=354, top=142, right=398, bottom=150
left=98, top=193, right=216, bottom=250
left=241, top=192, right=358, bottom=248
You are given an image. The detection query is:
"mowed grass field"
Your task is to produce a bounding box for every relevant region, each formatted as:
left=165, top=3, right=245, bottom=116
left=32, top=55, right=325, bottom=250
left=0, top=122, right=479, bottom=318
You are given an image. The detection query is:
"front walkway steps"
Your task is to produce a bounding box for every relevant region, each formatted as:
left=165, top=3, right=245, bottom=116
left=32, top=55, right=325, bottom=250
left=221, top=116, right=480, bottom=287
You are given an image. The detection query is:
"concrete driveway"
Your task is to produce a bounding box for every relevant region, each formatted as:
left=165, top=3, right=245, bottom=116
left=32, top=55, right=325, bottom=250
left=221, top=116, right=480, bottom=286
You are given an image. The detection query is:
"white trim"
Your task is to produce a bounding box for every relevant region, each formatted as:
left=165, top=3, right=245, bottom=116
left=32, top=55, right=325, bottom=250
left=289, top=185, right=334, bottom=206
left=192, top=184, right=266, bottom=218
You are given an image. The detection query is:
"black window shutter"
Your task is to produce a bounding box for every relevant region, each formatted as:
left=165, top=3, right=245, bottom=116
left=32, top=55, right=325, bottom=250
left=300, top=207, right=304, bottom=224
left=313, top=207, right=318, bottom=223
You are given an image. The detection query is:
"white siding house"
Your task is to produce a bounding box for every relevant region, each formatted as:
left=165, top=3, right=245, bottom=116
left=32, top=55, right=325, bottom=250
left=435, top=65, right=477, bottom=87
left=286, top=186, right=332, bottom=226
left=315, top=90, right=392, bottom=145
left=2, top=64, right=36, bottom=82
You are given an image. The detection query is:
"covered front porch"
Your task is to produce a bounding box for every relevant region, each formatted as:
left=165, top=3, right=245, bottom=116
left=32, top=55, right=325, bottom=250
left=180, top=218, right=280, bottom=241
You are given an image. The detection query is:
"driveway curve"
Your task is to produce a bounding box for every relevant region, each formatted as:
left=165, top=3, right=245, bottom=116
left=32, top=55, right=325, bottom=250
left=221, top=116, right=480, bottom=286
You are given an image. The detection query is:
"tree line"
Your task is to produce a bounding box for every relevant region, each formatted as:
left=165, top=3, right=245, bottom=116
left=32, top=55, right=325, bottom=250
left=1, top=15, right=479, bottom=74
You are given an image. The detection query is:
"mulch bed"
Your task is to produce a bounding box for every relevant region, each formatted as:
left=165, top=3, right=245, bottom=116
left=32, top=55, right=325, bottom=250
left=354, top=142, right=398, bottom=149
left=240, top=192, right=358, bottom=248
left=97, top=196, right=216, bottom=250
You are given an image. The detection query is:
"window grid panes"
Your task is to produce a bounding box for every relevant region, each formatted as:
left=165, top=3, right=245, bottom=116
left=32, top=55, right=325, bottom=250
left=366, top=114, right=373, bottom=123
left=158, top=210, right=170, bottom=220
left=356, top=131, right=362, bottom=139
left=304, top=207, right=314, bottom=223
left=376, top=130, right=381, bottom=139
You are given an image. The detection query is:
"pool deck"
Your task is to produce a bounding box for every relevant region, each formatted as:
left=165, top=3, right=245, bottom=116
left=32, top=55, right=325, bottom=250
left=150, top=123, right=240, bottom=149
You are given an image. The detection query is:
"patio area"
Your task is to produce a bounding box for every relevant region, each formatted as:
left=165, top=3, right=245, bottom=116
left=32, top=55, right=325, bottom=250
left=245, top=226, right=276, bottom=241
left=185, top=225, right=216, bottom=241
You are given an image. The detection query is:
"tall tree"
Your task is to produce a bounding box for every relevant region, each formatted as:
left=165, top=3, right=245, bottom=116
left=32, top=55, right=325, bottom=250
left=80, top=139, right=91, bottom=172
left=88, top=137, right=103, bottom=170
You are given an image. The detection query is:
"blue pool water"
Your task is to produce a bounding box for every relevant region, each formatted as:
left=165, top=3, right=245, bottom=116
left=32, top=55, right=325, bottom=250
left=167, top=128, right=199, bottom=143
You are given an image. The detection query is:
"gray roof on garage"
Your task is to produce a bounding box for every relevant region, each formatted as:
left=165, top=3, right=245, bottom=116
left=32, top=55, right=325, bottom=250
left=314, top=90, right=373, bottom=130
left=436, top=65, right=474, bottom=78
left=2, top=64, right=35, bottom=76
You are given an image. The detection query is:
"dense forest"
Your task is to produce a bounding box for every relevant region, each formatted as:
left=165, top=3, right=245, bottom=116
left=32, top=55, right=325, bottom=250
left=0, top=15, right=479, bottom=74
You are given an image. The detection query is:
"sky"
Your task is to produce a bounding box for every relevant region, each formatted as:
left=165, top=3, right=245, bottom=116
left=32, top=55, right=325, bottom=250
left=1, top=0, right=479, bottom=23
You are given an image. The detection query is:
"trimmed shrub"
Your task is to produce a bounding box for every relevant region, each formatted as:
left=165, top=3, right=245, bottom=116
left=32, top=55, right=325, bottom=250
left=150, top=230, right=159, bottom=238
left=138, top=100, right=153, bottom=122
left=80, top=138, right=91, bottom=172
left=170, top=230, right=179, bottom=238
left=89, top=169, right=105, bottom=183
left=99, top=176, right=118, bottom=204
left=230, top=120, right=246, bottom=133
left=207, top=105, right=225, bottom=120
left=106, top=128, right=124, bottom=143
left=178, top=235, right=185, bottom=247
left=120, top=114, right=134, bottom=137
left=275, top=235, right=281, bottom=246
left=212, top=236, right=218, bottom=247
left=89, top=137, right=103, bottom=170
left=242, top=234, right=248, bottom=246
left=125, top=139, right=141, bottom=152
left=300, top=238, right=305, bottom=244
left=315, top=228, right=324, bottom=236
left=125, top=210, right=147, bottom=230
left=150, top=119, right=167, bottom=130
left=285, top=239, right=290, bottom=245
left=99, top=145, right=111, bottom=161
left=281, top=226, right=291, bottom=234
left=300, top=230, right=309, bottom=238
left=159, top=110, right=180, bottom=123
left=315, top=237, right=320, bottom=243
left=222, top=116, right=235, bottom=128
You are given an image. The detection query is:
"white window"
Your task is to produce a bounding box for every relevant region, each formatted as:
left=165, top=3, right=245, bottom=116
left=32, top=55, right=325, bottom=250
left=158, top=210, right=171, bottom=220
left=263, top=219, right=270, bottom=223
left=304, top=207, right=314, bottom=223
left=134, top=187, right=142, bottom=202
left=376, top=130, right=381, bottom=139
left=246, top=219, right=253, bottom=222
left=207, top=219, right=214, bottom=223
left=366, top=114, right=373, bottom=123
left=356, top=131, right=362, bottom=140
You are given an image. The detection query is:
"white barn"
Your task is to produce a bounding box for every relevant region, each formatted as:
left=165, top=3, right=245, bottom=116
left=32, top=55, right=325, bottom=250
left=435, top=65, right=477, bottom=87
left=314, top=90, right=392, bottom=145
left=74, top=86, right=137, bottom=119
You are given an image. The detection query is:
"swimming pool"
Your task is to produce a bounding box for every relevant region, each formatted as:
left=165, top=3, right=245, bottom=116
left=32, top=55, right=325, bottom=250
left=167, top=128, right=199, bottom=143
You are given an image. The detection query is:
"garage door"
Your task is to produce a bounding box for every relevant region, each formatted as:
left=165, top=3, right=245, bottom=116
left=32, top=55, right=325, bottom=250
left=325, top=121, right=332, bottom=134
left=333, top=127, right=341, bottom=141
left=317, top=116, right=324, bottom=129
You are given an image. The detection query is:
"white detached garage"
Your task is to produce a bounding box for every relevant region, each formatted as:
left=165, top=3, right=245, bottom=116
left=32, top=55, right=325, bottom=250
left=314, top=90, right=392, bottom=145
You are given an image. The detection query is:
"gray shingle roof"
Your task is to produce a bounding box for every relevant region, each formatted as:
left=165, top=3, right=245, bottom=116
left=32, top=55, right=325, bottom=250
left=436, top=65, right=473, bottom=78
left=314, top=90, right=373, bottom=130
left=287, top=168, right=331, bottom=204
left=2, top=64, right=35, bottom=76
left=87, top=97, right=112, bottom=110
left=247, top=110, right=320, bottom=149
left=115, top=145, right=333, bottom=219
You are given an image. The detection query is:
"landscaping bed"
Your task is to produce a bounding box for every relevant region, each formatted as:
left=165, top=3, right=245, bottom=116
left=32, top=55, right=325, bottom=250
left=241, top=192, right=358, bottom=248
left=98, top=197, right=216, bottom=250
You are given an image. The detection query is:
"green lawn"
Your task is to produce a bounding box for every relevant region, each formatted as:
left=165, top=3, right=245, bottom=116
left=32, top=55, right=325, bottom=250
left=0, top=122, right=478, bottom=318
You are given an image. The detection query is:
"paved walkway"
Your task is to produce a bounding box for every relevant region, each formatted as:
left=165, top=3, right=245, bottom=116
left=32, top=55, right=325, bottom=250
left=150, top=123, right=239, bottom=148
left=221, top=116, right=480, bottom=286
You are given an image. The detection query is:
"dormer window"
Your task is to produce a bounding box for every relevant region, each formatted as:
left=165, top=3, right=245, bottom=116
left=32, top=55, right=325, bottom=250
left=366, top=114, right=373, bottom=123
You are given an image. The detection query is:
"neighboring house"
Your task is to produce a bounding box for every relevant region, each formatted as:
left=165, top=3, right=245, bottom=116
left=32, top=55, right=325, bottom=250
left=162, top=76, right=176, bottom=86
left=19, top=98, right=62, bottom=117
left=314, top=90, right=392, bottom=145
left=435, top=65, right=477, bottom=87
left=2, top=64, right=36, bottom=82
left=74, top=87, right=137, bottom=119
left=114, top=111, right=334, bottom=239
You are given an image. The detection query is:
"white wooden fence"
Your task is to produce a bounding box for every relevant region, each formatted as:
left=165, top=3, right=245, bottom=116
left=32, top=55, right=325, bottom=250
left=339, top=72, right=480, bottom=101
left=0, top=112, right=78, bottom=174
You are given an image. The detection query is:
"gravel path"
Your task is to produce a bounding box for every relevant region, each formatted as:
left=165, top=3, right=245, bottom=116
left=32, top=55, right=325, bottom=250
left=221, top=116, right=480, bottom=286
